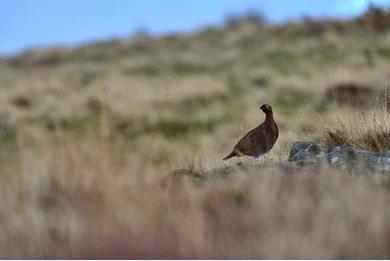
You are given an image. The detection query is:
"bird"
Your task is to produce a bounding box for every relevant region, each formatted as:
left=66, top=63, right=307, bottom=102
left=223, top=104, right=278, bottom=162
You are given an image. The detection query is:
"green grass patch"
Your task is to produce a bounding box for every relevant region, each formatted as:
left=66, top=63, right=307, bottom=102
left=264, top=49, right=297, bottom=74
left=376, top=46, right=390, bottom=58
left=275, top=87, right=312, bottom=110
left=226, top=75, right=244, bottom=96
left=170, top=61, right=211, bottom=75
left=143, top=117, right=222, bottom=138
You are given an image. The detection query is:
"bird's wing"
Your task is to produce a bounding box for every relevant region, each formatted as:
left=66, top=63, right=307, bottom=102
left=235, top=121, right=279, bottom=157
left=234, top=126, right=266, bottom=156
left=255, top=122, right=278, bottom=155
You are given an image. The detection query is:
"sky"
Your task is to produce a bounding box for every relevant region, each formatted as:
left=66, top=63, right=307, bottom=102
left=1, top=0, right=389, bottom=55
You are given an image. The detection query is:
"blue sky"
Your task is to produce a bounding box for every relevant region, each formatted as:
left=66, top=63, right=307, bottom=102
left=0, top=0, right=389, bottom=55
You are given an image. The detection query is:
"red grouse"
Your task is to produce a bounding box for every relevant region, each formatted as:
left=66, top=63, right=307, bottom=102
left=223, top=104, right=278, bottom=161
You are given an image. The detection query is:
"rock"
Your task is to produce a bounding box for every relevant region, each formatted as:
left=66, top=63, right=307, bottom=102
left=289, top=141, right=390, bottom=173
left=167, top=162, right=259, bottom=185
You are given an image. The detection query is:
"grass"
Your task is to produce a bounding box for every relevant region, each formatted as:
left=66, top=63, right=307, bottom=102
left=323, top=110, right=390, bottom=152
left=1, top=134, right=389, bottom=258
left=0, top=6, right=389, bottom=258
left=274, top=87, right=312, bottom=110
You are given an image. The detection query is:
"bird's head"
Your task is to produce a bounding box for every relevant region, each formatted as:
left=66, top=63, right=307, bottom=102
left=260, top=104, right=273, bottom=114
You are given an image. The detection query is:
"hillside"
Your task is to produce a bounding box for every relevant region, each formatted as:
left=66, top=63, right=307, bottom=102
left=0, top=6, right=390, bottom=258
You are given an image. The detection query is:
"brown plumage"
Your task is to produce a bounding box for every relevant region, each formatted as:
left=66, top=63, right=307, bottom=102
left=223, top=104, right=278, bottom=161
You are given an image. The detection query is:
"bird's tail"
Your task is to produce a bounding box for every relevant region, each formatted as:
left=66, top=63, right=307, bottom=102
left=223, top=151, right=236, bottom=161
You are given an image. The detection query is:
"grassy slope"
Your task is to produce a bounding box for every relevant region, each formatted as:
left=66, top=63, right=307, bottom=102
left=0, top=7, right=389, bottom=258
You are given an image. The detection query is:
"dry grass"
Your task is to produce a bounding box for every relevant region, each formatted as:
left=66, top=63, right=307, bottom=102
left=0, top=7, right=390, bottom=258
left=0, top=113, right=388, bottom=260
left=0, top=105, right=388, bottom=258
left=324, top=109, right=390, bottom=151
left=0, top=128, right=389, bottom=259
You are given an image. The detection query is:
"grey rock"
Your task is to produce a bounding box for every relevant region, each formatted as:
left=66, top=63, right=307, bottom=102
left=289, top=141, right=390, bottom=174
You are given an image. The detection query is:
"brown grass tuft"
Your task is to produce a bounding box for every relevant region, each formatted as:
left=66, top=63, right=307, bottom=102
left=324, top=110, right=390, bottom=151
